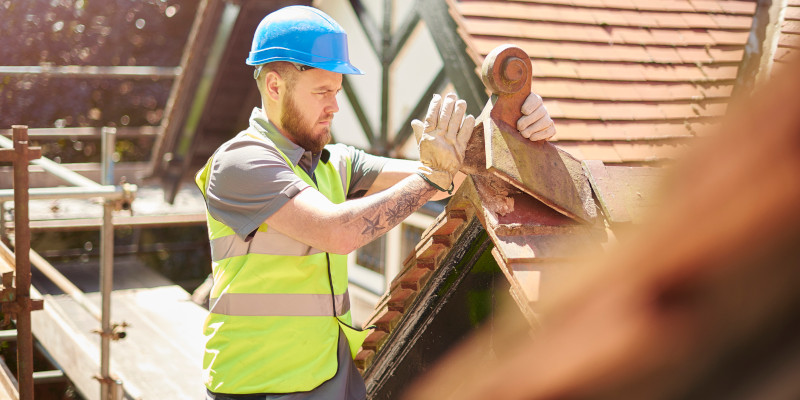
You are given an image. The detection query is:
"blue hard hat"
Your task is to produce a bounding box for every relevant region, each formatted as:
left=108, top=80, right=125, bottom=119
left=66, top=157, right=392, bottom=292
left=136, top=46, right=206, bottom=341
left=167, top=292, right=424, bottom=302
left=246, top=6, right=363, bottom=75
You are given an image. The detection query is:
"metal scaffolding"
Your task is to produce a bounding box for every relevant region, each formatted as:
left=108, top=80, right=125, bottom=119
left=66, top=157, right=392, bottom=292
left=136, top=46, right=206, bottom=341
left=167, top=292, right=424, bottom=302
left=0, top=126, right=137, bottom=400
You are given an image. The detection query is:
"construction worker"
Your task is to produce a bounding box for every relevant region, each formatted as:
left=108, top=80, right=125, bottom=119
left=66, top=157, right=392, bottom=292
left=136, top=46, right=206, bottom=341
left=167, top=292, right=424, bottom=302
left=196, top=5, right=555, bottom=400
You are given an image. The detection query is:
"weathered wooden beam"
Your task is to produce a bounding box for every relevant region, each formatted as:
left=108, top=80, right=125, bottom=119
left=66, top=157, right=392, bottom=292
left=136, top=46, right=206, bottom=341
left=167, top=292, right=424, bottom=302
left=0, top=355, right=18, bottom=400
left=31, top=291, right=106, bottom=400
left=148, top=0, right=227, bottom=179
left=166, top=0, right=269, bottom=203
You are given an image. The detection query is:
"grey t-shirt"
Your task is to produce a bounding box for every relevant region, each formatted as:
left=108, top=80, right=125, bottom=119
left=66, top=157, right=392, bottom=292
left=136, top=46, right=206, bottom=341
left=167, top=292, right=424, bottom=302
left=203, top=108, right=388, bottom=241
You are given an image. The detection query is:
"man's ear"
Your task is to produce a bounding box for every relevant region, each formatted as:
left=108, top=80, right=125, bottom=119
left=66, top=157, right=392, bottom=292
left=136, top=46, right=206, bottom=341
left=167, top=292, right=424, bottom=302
left=264, top=71, right=282, bottom=102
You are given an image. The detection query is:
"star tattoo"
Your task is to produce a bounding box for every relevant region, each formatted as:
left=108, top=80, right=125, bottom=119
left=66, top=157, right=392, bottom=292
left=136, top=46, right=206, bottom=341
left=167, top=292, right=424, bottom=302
left=361, top=214, right=385, bottom=236
left=384, top=202, right=405, bottom=225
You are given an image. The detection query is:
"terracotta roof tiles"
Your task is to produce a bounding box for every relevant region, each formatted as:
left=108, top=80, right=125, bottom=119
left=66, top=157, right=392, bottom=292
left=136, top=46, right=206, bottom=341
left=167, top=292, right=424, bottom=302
left=773, top=2, right=799, bottom=73
left=782, top=20, right=800, bottom=34
left=554, top=121, right=695, bottom=141
left=785, top=4, right=800, bottom=19
left=450, top=0, right=757, bottom=164
left=357, top=206, right=478, bottom=371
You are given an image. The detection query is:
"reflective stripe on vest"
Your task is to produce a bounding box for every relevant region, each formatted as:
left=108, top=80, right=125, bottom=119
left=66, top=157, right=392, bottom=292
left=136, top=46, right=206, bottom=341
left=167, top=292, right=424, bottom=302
left=209, top=229, right=322, bottom=261
left=209, top=290, right=351, bottom=317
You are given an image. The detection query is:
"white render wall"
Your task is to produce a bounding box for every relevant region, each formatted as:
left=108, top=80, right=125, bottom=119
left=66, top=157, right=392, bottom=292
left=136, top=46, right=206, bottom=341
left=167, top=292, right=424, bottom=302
left=314, top=0, right=444, bottom=160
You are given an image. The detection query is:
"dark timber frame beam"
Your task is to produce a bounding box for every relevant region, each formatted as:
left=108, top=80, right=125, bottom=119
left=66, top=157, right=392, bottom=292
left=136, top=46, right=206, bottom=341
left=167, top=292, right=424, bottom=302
left=349, top=0, right=382, bottom=55
left=388, top=8, right=420, bottom=61
left=390, top=68, right=448, bottom=153
left=418, top=0, right=486, bottom=117
left=342, top=76, right=376, bottom=149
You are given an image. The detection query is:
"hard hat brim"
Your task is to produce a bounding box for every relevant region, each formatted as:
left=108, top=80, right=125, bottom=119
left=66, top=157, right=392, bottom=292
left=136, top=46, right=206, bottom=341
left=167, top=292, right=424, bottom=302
left=246, top=53, right=363, bottom=75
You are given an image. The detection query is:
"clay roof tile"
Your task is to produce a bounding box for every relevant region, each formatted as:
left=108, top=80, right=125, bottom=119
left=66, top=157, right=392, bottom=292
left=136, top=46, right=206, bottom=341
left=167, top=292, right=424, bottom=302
left=448, top=0, right=757, bottom=163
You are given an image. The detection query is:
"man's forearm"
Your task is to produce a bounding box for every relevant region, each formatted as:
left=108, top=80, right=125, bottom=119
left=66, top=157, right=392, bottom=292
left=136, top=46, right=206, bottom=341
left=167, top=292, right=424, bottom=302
left=265, top=173, right=439, bottom=254
left=337, top=174, right=437, bottom=252
left=365, top=159, right=464, bottom=201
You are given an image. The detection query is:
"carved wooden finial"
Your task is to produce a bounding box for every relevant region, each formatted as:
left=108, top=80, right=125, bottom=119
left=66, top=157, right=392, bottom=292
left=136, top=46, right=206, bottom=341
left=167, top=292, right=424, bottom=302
left=480, top=45, right=532, bottom=134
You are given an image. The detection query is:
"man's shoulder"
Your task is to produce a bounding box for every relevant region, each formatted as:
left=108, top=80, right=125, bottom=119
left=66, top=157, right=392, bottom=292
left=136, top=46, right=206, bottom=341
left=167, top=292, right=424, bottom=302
left=324, top=142, right=363, bottom=159
left=215, top=129, right=283, bottom=162
left=226, top=128, right=278, bottom=149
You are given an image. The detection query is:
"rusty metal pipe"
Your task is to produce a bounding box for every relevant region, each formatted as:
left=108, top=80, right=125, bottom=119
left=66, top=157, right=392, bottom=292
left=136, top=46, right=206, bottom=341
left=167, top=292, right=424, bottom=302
left=12, top=125, right=34, bottom=400
left=0, top=202, right=5, bottom=241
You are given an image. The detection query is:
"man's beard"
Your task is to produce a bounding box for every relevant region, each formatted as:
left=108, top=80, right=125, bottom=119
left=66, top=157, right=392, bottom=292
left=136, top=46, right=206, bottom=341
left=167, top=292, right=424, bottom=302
left=281, top=91, right=332, bottom=153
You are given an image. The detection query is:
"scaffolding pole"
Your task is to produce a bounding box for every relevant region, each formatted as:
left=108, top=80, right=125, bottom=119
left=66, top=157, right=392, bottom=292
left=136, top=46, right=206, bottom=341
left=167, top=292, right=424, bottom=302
left=0, top=126, right=44, bottom=400
left=99, top=127, right=122, bottom=400
left=0, top=125, right=132, bottom=400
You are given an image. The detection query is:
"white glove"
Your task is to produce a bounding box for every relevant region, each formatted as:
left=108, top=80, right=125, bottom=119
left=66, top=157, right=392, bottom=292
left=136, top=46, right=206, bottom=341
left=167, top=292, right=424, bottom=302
left=517, top=92, right=556, bottom=141
left=412, top=93, right=475, bottom=192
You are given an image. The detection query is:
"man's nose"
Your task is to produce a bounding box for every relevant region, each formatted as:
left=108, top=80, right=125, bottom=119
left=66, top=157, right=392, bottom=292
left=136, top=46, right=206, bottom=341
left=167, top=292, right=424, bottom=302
left=327, top=94, right=340, bottom=114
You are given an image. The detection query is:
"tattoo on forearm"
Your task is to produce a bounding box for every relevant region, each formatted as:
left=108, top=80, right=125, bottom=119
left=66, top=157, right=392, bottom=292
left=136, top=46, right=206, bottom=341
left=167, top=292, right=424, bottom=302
left=361, top=214, right=385, bottom=236
left=388, top=185, right=431, bottom=225
left=360, top=178, right=436, bottom=239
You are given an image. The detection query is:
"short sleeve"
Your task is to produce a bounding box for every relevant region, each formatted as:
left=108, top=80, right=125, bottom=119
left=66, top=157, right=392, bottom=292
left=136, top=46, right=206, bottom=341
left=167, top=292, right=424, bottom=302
left=329, top=144, right=389, bottom=199
left=205, top=137, right=310, bottom=240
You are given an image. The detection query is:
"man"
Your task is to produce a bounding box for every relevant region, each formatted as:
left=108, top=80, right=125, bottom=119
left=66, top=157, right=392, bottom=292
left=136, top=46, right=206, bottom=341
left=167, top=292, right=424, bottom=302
left=197, top=5, right=556, bottom=400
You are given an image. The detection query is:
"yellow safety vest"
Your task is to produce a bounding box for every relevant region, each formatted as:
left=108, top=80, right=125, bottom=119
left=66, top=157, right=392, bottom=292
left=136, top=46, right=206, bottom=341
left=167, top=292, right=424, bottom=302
left=196, top=132, right=371, bottom=394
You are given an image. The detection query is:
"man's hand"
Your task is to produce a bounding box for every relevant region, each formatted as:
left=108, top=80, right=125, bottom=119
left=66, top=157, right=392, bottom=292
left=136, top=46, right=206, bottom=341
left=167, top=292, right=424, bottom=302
left=412, top=93, right=475, bottom=191
left=518, top=92, right=555, bottom=141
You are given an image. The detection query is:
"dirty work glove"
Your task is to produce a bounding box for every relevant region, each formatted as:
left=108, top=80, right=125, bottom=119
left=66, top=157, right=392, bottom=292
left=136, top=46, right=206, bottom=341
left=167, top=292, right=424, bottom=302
left=412, top=93, right=475, bottom=193
left=518, top=92, right=556, bottom=141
